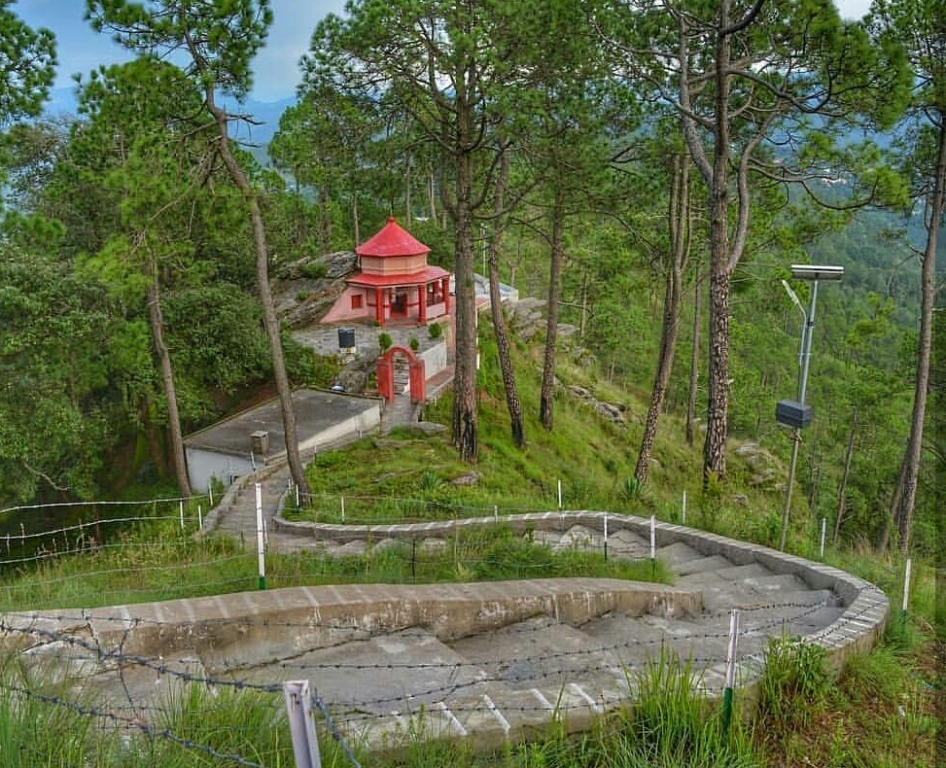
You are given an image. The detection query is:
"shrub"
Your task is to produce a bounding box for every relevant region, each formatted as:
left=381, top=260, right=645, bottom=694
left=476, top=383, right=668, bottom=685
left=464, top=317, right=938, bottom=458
left=755, top=635, right=830, bottom=731
left=378, top=332, right=393, bottom=352
left=428, top=322, right=443, bottom=339
left=300, top=260, right=328, bottom=280
left=409, top=335, right=420, bottom=351
left=419, top=470, right=442, bottom=492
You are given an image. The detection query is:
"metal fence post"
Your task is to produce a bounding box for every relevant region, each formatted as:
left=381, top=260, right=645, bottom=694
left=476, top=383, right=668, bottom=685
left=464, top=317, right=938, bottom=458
left=722, top=608, right=740, bottom=733
left=256, top=482, right=266, bottom=590
left=284, top=680, right=321, bottom=768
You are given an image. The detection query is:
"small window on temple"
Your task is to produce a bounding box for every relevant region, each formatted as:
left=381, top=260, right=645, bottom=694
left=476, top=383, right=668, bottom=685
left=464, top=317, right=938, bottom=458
left=351, top=294, right=363, bottom=309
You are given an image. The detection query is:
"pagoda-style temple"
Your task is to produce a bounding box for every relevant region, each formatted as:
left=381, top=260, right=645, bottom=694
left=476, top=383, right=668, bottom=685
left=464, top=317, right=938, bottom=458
left=321, top=217, right=451, bottom=328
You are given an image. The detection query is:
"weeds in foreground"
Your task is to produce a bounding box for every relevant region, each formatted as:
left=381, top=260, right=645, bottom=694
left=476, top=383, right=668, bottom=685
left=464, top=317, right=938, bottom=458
left=0, top=629, right=936, bottom=767
left=754, top=635, right=830, bottom=733
left=754, top=634, right=939, bottom=768
left=616, top=649, right=759, bottom=767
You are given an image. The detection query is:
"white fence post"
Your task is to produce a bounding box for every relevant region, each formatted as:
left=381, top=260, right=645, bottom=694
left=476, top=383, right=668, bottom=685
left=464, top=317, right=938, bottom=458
left=284, top=680, right=321, bottom=768
left=650, top=514, right=656, bottom=575
left=902, top=558, right=912, bottom=613
left=603, top=514, right=608, bottom=561
left=256, top=482, right=266, bottom=590
left=722, top=608, right=740, bottom=732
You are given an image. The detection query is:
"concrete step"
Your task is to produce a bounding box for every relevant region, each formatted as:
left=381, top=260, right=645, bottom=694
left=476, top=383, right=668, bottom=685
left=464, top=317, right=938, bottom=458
left=608, top=529, right=651, bottom=558
left=655, top=541, right=703, bottom=567
left=674, top=566, right=814, bottom=612
left=239, top=627, right=492, bottom=716
left=551, top=525, right=602, bottom=553
left=349, top=682, right=619, bottom=750
left=450, top=617, right=616, bottom=690
left=673, top=554, right=734, bottom=576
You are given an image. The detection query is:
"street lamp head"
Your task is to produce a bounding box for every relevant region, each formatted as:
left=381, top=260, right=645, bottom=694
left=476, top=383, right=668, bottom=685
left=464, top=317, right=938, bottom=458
left=790, top=264, right=844, bottom=281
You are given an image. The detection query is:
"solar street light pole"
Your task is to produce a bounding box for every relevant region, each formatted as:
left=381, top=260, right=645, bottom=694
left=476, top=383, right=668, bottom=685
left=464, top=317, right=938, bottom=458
left=778, top=266, right=843, bottom=552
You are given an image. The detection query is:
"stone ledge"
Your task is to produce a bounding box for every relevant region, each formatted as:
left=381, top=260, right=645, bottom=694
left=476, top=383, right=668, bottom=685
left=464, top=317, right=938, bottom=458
left=274, top=509, right=889, bottom=672
left=2, top=578, right=702, bottom=660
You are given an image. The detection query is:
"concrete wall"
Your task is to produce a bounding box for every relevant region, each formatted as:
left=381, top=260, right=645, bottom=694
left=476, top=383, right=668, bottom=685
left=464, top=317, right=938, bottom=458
left=8, top=579, right=702, bottom=661
left=418, top=339, right=448, bottom=379
left=185, top=447, right=253, bottom=495
left=274, top=510, right=889, bottom=670
left=297, top=401, right=381, bottom=455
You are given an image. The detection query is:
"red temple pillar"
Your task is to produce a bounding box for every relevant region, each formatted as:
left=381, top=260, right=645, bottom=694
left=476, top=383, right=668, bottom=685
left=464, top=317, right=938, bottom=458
left=375, top=287, right=384, bottom=326
left=377, top=355, right=394, bottom=401
left=442, top=277, right=450, bottom=315
left=418, top=284, right=427, bottom=323
left=409, top=358, right=426, bottom=404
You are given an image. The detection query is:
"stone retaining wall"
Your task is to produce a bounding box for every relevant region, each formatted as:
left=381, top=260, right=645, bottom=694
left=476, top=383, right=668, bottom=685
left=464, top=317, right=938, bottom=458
left=274, top=509, right=890, bottom=668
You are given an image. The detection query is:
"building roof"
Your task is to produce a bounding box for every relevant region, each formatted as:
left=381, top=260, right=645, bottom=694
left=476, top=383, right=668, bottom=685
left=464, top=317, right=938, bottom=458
left=347, top=265, right=451, bottom=288
left=355, top=216, right=431, bottom=258
left=183, top=388, right=380, bottom=459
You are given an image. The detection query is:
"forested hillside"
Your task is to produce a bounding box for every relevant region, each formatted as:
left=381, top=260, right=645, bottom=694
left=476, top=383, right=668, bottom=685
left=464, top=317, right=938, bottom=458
left=1, top=0, right=942, bottom=562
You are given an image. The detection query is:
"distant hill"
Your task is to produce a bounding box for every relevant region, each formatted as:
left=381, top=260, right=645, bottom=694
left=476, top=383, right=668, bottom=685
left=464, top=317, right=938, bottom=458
left=39, top=87, right=291, bottom=148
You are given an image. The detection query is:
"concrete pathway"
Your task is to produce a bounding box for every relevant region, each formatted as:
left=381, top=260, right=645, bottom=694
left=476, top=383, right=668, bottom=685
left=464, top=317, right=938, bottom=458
left=207, top=385, right=424, bottom=554
left=15, top=511, right=886, bottom=755
left=194, top=368, right=886, bottom=750
left=198, top=481, right=885, bottom=752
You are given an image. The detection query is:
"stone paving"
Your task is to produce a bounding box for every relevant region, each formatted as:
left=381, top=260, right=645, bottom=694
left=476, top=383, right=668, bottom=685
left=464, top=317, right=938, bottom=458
left=8, top=508, right=888, bottom=753
left=170, top=361, right=889, bottom=752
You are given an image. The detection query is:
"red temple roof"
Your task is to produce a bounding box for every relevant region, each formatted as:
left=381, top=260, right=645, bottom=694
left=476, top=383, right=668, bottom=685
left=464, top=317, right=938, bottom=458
left=355, top=216, right=431, bottom=258
left=347, top=265, right=450, bottom=288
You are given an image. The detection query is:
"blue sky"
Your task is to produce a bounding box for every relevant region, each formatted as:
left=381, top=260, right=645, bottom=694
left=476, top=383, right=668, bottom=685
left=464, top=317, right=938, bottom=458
left=13, top=0, right=874, bottom=104
left=12, top=0, right=348, bottom=103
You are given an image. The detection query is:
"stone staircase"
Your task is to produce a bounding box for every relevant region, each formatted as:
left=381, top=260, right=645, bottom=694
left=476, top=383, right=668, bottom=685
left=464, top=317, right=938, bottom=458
left=259, top=513, right=880, bottom=750
left=13, top=513, right=883, bottom=756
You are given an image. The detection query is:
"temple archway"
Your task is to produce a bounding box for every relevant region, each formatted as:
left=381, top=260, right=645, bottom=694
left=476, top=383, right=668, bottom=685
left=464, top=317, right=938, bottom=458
left=376, top=346, right=426, bottom=404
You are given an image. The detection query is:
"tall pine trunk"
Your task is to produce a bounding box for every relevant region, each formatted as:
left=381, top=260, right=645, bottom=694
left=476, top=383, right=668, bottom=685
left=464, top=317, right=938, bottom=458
left=835, top=407, right=857, bottom=546
left=880, top=119, right=944, bottom=556
left=147, top=262, right=190, bottom=497
left=636, top=153, right=690, bottom=484
left=686, top=260, right=702, bottom=446
left=205, top=94, right=311, bottom=497
left=486, top=150, right=524, bottom=447
left=539, top=191, right=566, bottom=431
left=452, top=144, right=479, bottom=461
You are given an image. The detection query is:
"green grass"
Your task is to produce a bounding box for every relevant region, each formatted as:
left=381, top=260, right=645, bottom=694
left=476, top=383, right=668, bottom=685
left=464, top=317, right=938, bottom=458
left=0, top=521, right=669, bottom=612
left=359, top=650, right=763, bottom=768
left=753, top=633, right=939, bottom=768
left=0, top=317, right=937, bottom=766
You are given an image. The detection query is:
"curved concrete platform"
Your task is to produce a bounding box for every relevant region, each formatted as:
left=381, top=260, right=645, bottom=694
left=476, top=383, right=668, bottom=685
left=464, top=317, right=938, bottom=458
left=1, top=511, right=887, bottom=754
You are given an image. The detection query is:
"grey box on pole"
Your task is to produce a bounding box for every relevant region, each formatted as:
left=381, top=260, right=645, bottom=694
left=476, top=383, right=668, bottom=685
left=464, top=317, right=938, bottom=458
left=776, top=399, right=812, bottom=429
left=250, top=430, right=269, bottom=454
left=338, top=327, right=356, bottom=352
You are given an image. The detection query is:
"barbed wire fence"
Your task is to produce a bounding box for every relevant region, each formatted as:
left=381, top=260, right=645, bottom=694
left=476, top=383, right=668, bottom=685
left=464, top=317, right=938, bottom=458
left=0, top=489, right=669, bottom=613
left=0, top=491, right=891, bottom=766
left=0, top=587, right=886, bottom=766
